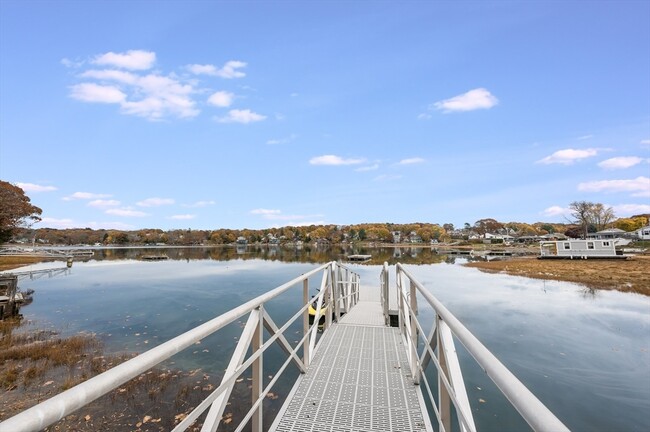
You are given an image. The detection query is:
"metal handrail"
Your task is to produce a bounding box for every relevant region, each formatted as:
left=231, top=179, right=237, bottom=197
left=392, top=263, right=570, bottom=432
left=0, top=261, right=360, bottom=432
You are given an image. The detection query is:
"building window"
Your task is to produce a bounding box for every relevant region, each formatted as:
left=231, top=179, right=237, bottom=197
left=587, top=242, right=595, bottom=250
left=603, top=241, right=610, bottom=247
left=564, top=242, right=571, bottom=250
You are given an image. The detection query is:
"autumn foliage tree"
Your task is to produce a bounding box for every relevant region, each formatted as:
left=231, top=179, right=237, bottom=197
left=0, top=180, right=43, bottom=243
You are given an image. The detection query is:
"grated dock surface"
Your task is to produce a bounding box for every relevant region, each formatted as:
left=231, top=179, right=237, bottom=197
left=271, top=323, right=430, bottom=432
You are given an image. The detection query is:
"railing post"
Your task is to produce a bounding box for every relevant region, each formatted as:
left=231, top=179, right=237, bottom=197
left=383, top=263, right=389, bottom=326
left=397, top=269, right=404, bottom=337
left=437, top=315, right=451, bottom=432
left=409, top=280, right=419, bottom=384
left=303, top=278, right=310, bottom=369
left=252, top=307, right=263, bottom=432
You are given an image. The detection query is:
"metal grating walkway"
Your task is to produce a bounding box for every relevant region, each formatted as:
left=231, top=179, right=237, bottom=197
left=270, top=321, right=432, bottom=431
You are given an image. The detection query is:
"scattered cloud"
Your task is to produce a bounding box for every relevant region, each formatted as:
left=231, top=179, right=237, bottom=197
left=598, top=156, right=645, bottom=170
left=612, top=203, right=650, bottom=215
left=88, top=199, right=120, bottom=208
left=251, top=208, right=323, bottom=223
left=641, top=139, right=650, bottom=147
left=106, top=208, right=149, bottom=217
left=15, top=182, right=57, bottom=192
left=432, top=88, right=498, bottom=113
left=216, top=109, right=266, bottom=123
left=63, top=191, right=111, bottom=201
left=537, top=148, right=599, bottom=165
left=183, top=200, right=216, bottom=208
left=207, top=91, right=235, bottom=107
left=137, top=197, right=175, bottom=207
left=355, top=164, right=380, bottom=172
left=417, top=113, right=432, bottom=120
left=374, top=174, right=402, bottom=182
left=251, top=209, right=281, bottom=216
left=70, top=83, right=127, bottom=104
left=93, top=50, right=156, bottom=70
left=266, top=134, right=297, bottom=145
left=36, top=217, right=76, bottom=229
left=169, top=214, right=196, bottom=220
left=186, top=61, right=247, bottom=78
left=309, top=155, right=365, bottom=166
left=68, top=51, right=258, bottom=120
left=577, top=134, right=593, bottom=140
left=578, top=176, right=650, bottom=197
left=541, top=206, right=571, bottom=217
left=398, top=157, right=425, bottom=165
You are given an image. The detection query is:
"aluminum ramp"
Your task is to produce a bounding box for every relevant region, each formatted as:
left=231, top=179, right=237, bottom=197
left=270, top=300, right=433, bottom=432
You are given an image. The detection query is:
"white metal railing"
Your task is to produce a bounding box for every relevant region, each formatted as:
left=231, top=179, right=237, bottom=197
left=384, top=262, right=570, bottom=432
left=0, top=261, right=360, bottom=432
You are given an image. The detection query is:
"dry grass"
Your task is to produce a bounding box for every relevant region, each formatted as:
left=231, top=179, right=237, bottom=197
left=465, top=254, right=650, bottom=296
left=0, top=319, right=277, bottom=431
left=0, top=256, right=56, bottom=271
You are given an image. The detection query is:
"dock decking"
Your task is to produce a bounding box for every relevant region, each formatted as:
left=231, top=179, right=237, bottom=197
left=271, top=292, right=432, bottom=431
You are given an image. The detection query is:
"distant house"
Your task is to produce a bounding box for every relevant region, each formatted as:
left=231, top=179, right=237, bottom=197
left=236, top=236, right=247, bottom=245
left=540, top=239, right=618, bottom=259
left=587, top=228, right=626, bottom=240
left=391, top=231, right=401, bottom=244
left=636, top=226, right=650, bottom=240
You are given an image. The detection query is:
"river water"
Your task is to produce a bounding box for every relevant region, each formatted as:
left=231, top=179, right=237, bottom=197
left=13, top=246, right=650, bottom=431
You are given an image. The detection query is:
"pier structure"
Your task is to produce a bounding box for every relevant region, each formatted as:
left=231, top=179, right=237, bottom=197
left=0, top=261, right=569, bottom=432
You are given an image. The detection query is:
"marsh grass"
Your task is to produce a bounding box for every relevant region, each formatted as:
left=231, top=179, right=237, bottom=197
left=0, top=318, right=278, bottom=431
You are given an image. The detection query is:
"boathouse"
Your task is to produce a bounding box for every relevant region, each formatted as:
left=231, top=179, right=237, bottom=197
left=539, top=239, right=619, bottom=259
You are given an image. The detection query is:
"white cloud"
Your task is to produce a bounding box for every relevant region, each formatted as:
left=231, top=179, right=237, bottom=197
left=432, top=88, right=498, bottom=113
left=80, top=69, right=139, bottom=84
left=398, top=157, right=425, bottom=165
left=542, top=206, right=571, bottom=217
left=63, top=191, right=111, bottom=201
left=106, top=208, right=149, bottom=217
left=183, top=200, right=216, bottom=208
left=137, top=197, right=175, bottom=207
left=537, top=148, right=599, bottom=165
left=88, top=199, right=120, bottom=208
left=93, top=50, right=156, bottom=70
left=170, top=214, right=196, bottom=220
left=187, top=60, right=247, bottom=78
left=266, top=134, right=297, bottom=145
left=36, top=217, right=76, bottom=229
left=15, top=182, right=57, bottom=192
left=251, top=209, right=281, bottom=216
left=612, top=204, right=650, bottom=215
left=207, top=91, right=235, bottom=107
left=577, top=134, right=593, bottom=141
left=578, top=176, right=650, bottom=197
left=641, top=139, right=650, bottom=147
left=70, top=83, right=127, bottom=103
left=355, top=164, right=380, bottom=172
left=417, top=113, right=432, bottom=120
left=309, top=155, right=365, bottom=166
left=374, top=174, right=402, bottom=181
left=216, top=109, right=266, bottom=124
left=251, top=208, right=323, bottom=223
left=598, top=156, right=644, bottom=170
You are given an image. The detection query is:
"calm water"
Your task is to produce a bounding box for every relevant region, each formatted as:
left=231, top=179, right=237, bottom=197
left=13, top=247, right=650, bottom=431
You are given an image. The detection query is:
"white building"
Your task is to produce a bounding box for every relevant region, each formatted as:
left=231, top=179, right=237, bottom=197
left=540, top=239, right=618, bottom=258
left=636, top=226, right=650, bottom=240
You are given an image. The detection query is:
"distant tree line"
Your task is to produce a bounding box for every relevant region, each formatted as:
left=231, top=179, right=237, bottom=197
left=1, top=181, right=648, bottom=246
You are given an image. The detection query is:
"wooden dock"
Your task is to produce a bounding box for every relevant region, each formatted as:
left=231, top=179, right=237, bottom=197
left=270, top=285, right=432, bottom=431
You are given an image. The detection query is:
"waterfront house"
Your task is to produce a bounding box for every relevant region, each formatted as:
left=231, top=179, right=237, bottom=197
left=539, top=239, right=618, bottom=259
left=635, top=225, right=650, bottom=240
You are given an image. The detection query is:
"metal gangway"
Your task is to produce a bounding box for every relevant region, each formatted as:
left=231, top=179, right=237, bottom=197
left=0, top=261, right=569, bottom=432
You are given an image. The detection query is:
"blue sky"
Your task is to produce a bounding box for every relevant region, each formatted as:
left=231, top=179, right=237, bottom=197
left=1, top=1, right=649, bottom=231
